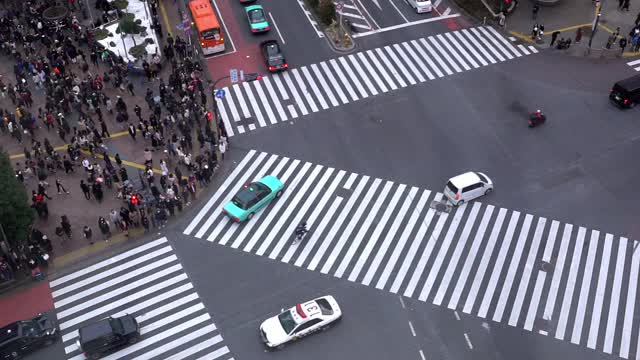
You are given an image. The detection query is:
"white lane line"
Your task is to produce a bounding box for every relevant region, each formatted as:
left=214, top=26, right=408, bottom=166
left=478, top=26, right=514, bottom=59
left=454, top=311, right=460, bottom=321
left=308, top=174, right=366, bottom=271
left=293, top=171, right=347, bottom=266
left=464, top=333, right=474, bottom=349
left=365, top=49, right=398, bottom=90
left=410, top=39, right=444, bottom=78
left=570, top=230, right=599, bottom=345
left=211, top=0, right=236, bottom=53
left=51, top=238, right=168, bottom=287
left=283, top=71, right=309, bottom=116
left=542, top=224, right=573, bottom=321
left=223, top=87, right=242, bottom=126
left=329, top=58, right=359, bottom=101
left=404, top=210, right=448, bottom=298
left=183, top=151, right=256, bottom=236
left=390, top=193, right=441, bottom=294
left=469, top=27, right=505, bottom=61
left=361, top=186, right=417, bottom=286
left=287, top=104, right=298, bottom=118
left=321, top=178, right=381, bottom=275
left=232, top=84, right=251, bottom=119
left=292, top=68, right=319, bottom=113
left=269, top=165, right=328, bottom=260
left=352, top=22, right=372, bottom=30
left=251, top=161, right=311, bottom=256
left=320, top=61, right=350, bottom=104
left=555, top=227, right=587, bottom=341
left=341, top=11, right=366, bottom=20
left=375, top=47, right=407, bottom=87
left=460, top=29, right=496, bottom=64
left=462, top=208, right=506, bottom=314
left=262, top=77, right=288, bottom=122
left=355, top=0, right=381, bottom=28
left=387, top=0, right=410, bottom=22
left=408, top=321, right=417, bottom=336
left=448, top=205, right=494, bottom=309
left=419, top=350, right=427, bottom=360
left=216, top=98, right=235, bottom=137
left=242, top=159, right=302, bottom=253
left=336, top=181, right=395, bottom=279
left=310, top=63, right=339, bottom=107
left=301, top=66, right=329, bottom=110
left=268, top=12, right=285, bottom=44
left=541, top=221, right=560, bottom=262
left=603, top=237, right=628, bottom=354
left=445, top=32, right=479, bottom=68
left=508, top=217, right=546, bottom=326
left=401, top=42, right=435, bottom=80
left=587, top=233, right=613, bottom=349
left=442, top=7, right=451, bottom=15
left=377, top=190, right=430, bottom=290
left=517, top=44, right=531, bottom=55
left=433, top=0, right=442, bottom=7
left=339, top=56, right=368, bottom=99
left=252, top=80, right=277, bottom=125
left=384, top=45, right=417, bottom=85
left=418, top=38, right=453, bottom=75
left=272, top=73, right=290, bottom=100
left=393, top=44, right=425, bottom=82
left=620, top=238, right=640, bottom=358
left=164, top=334, right=224, bottom=360
left=433, top=202, right=481, bottom=306
left=356, top=52, right=388, bottom=93
left=295, top=0, right=324, bottom=37
left=428, top=36, right=462, bottom=73
left=477, top=211, right=520, bottom=318
left=493, top=214, right=533, bottom=323
left=352, top=14, right=460, bottom=38
left=399, top=296, right=406, bottom=309
left=347, top=54, right=379, bottom=96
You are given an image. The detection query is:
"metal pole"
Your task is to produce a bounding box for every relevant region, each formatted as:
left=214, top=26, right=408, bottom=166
left=84, top=0, right=94, bottom=26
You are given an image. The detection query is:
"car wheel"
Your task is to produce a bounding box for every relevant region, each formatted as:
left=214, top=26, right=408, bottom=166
left=485, top=188, right=493, bottom=195
left=247, top=212, right=255, bottom=220
left=275, top=190, right=283, bottom=198
left=276, top=344, right=286, bottom=350
left=89, top=353, right=101, bottom=360
left=10, top=351, right=19, bottom=359
left=128, top=337, right=139, bottom=345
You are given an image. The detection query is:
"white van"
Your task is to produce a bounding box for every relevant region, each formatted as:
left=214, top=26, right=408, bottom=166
left=444, top=172, right=493, bottom=206
left=407, top=0, right=433, bottom=13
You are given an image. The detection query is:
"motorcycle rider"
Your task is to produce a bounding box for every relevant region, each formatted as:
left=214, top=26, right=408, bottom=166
left=295, top=222, right=308, bottom=240
left=529, top=109, right=546, bottom=127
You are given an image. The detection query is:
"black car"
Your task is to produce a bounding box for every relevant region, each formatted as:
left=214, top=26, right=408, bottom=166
left=0, top=314, right=58, bottom=359
left=78, top=315, right=140, bottom=360
left=260, top=40, right=288, bottom=73
left=610, top=74, right=640, bottom=109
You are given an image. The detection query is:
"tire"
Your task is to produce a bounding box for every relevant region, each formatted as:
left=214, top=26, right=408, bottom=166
left=275, top=190, right=283, bottom=198
left=485, top=188, right=493, bottom=195
left=10, top=351, right=19, bottom=359
left=128, top=336, right=139, bottom=345
left=89, top=353, right=101, bottom=360
left=247, top=212, right=254, bottom=220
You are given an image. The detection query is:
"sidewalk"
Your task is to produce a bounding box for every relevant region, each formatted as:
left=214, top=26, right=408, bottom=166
left=505, top=0, right=640, bottom=58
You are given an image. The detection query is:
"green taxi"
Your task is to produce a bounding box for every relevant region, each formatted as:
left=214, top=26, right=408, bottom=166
left=223, top=176, right=284, bottom=222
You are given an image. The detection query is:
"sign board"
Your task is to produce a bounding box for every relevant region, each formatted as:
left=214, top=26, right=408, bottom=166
left=230, top=69, right=238, bottom=83
left=215, top=89, right=226, bottom=99
left=240, top=70, right=245, bottom=81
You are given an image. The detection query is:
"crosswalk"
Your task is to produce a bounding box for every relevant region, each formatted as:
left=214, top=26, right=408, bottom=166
left=216, top=26, right=538, bottom=137
left=185, top=149, right=640, bottom=359
left=336, top=0, right=374, bottom=32
left=50, top=238, right=234, bottom=360
left=627, top=58, right=640, bottom=71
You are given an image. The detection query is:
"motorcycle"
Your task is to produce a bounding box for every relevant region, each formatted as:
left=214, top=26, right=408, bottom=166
left=529, top=111, right=546, bottom=128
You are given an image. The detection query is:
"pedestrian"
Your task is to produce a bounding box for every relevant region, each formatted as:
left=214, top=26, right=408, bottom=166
left=550, top=31, right=560, bottom=46
left=134, top=104, right=142, bottom=121
left=218, top=140, right=226, bottom=161
left=532, top=3, right=540, bottom=19
left=620, top=37, right=628, bottom=54
left=622, top=0, right=630, bottom=11
left=61, top=215, right=72, bottom=238
left=144, top=148, right=153, bottom=166
left=607, top=27, right=621, bottom=49
left=56, top=178, right=70, bottom=194
left=128, top=123, right=137, bottom=141
left=115, top=153, right=123, bottom=167
left=127, top=82, right=135, bottom=96
left=98, top=216, right=111, bottom=240
left=92, top=183, right=104, bottom=202
left=83, top=225, right=94, bottom=245
left=100, top=119, right=110, bottom=138
left=109, top=209, right=122, bottom=230
left=63, top=155, right=74, bottom=173
left=80, top=180, right=91, bottom=200
left=141, top=214, right=150, bottom=233
left=575, top=27, right=582, bottom=43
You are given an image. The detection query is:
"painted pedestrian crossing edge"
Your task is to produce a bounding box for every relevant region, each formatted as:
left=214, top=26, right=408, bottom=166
left=216, top=26, right=539, bottom=138
left=627, top=58, right=640, bottom=71
left=185, top=150, right=640, bottom=360
left=49, top=238, right=234, bottom=360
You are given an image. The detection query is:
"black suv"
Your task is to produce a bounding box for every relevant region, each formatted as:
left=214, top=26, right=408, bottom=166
left=78, top=314, right=140, bottom=359
left=0, top=314, right=58, bottom=359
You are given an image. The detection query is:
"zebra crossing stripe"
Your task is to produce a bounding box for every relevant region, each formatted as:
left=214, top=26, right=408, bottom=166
left=410, top=39, right=445, bottom=78
left=164, top=334, right=225, bottom=360
left=517, top=44, right=531, bottom=55
left=242, top=82, right=267, bottom=127
left=329, top=58, right=359, bottom=101
left=470, top=27, right=505, bottom=61
left=375, top=47, right=407, bottom=87
left=134, top=324, right=218, bottom=360
left=460, top=29, right=496, bottom=64
left=448, top=204, right=493, bottom=309
left=310, top=63, right=339, bottom=107
left=339, top=56, right=368, bottom=98
left=232, top=84, right=251, bottom=119
left=385, top=45, right=417, bottom=85
left=223, top=87, right=243, bottom=128
left=348, top=54, right=379, bottom=96
left=357, top=52, right=389, bottom=93
left=283, top=71, right=309, bottom=115
left=419, top=38, right=453, bottom=75
left=262, top=76, right=288, bottom=121
left=620, top=240, right=640, bottom=358
left=571, top=230, right=599, bottom=344
left=604, top=237, right=628, bottom=353
left=393, top=44, right=426, bottom=82
left=445, top=32, right=480, bottom=68
left=299, top=67, right=327, bottom=110
left=319, top=61, right=349, bottom=104
left=494, top=214, right=533, bottom=323
left=454, top=31, right=489, bottom=66
left=401, top=42, right=435, bottom=80
left=543, top=224, right=573, bottom=321
left=307, top=174, right=365, bottom=271
left=272, top=73, right=290, bottom=100
left=436, top=33, right=471, bottom=71
left=365, top=49, right=398, bottom=90
left=428, top=36, right=462, bottom=73
left=292, top=68, right=320, bottom=112
left=433, top=202, right=481, bottom=306
left=252, top=80, right=278, bottom=125
left=216, top=98, right=234, bottom=137
left=556, top=227, right=587, bottom=340
left=587, top=233, right=613, bottom=349
left=487, top=26, right=523, bottom=57
left=478, top=26, right=514, bottom=60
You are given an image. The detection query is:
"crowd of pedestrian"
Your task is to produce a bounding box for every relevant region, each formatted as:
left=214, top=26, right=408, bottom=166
left=0, top=0, right=227, bottom=281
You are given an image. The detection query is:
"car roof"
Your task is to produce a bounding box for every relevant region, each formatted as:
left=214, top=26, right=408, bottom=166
left=246, top=4, right=263, bottom=11
left=616, top=74, right=640, bottom=91
left=449, top=172, right=481, bottom=187
left=79, top=319, right=113, bottom=342
left=291, top=299, right=326, bottom=324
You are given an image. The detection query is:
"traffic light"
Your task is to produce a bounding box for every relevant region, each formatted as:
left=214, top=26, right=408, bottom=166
left=206, top=111, right=213, bottom=122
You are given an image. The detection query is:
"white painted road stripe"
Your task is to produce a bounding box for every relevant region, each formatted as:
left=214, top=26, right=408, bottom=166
left=242, top=82, right=266, bottom=127
left=445, top=32, right=479, bottom=68
left=272, top=73, right=289, bottom=100
left=543, top=224, right=573, bottom=320
left=283, top=71, right=310, bottom=115
left=329, top=58, right=359, bottom=101
left=232, top=84, right=251, bottom=119
left=339, top=56, right=368, bottom=99
left=310, top=63, right=339, bottom=107
left=555, top=227, right=587, bottom=341
left=348, top=54, right=379, bottom=96
left=460, top=29, right=496, bottom=64
left=393, top=44, right=426, bottom=82
left=419, top=38, right=453, bottom=75
left=320, top=61, right=349, bottom=104
left=300, top=66, right=328, bottom=110
left=619, top=239, right=640, bottom=358
left=436, top=33, right=470, bottom=71
left=385, top=45, right=417, bottom=84
left=216, top=98, right=234, bottom=137
left=428, top=36, right=462, bottom=73
left=375, top=47, right=407, bottom=87
left=587, top=233, right=613, bottom=349
left=603, top=237, right=628, bottom=354
left=410, top=39, right=445, bottom=78
left=401, top=42, right=435, bottom=80
left=252, top=80, right=277, bottom=125
left=570, top=230, right=599, bottom=344
left=262, top=76, right=288, bottom=121
left=357, top=52, right=388, bottom=93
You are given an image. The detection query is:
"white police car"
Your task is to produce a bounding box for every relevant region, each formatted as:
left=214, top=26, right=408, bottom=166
left=259, top=295, right=342, bottom=349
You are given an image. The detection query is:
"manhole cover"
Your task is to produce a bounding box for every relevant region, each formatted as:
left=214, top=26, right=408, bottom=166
left=540, top=261, right=553, bottom=272
left=430, top=201, right=452, bottom=214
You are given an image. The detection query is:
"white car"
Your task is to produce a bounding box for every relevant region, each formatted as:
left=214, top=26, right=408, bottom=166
left=259, top=295, right=342, bottom=349
left=407, top=0, right=433, bottom=13
left=444, top=171, right=493, bottom=206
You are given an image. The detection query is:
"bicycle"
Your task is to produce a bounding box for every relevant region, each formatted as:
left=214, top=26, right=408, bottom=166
left=293, top=223, right=309, bottom=245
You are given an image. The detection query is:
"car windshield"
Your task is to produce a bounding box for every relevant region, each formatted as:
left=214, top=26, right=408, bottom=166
left=315, top=299, right=334, bottom=315
left=109, top=318, right=123, bottom=334
left=19, top=321, right=41, bottom=335
left=277, top=310, right=297, bottom=335
left=475, top=172, right=489, bottom=183
left=201, top=28, right=220, bottom=40
left=249, top=9, right=265, bottom=23
left=231, top=184, right=261, bottom=209
left=446, top=181, right=458, bottom=193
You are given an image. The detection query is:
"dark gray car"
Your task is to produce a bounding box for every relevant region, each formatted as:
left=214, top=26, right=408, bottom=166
left=78, top=314, right=140, bottom=360
left=0, top=313, right=58, bottom=359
